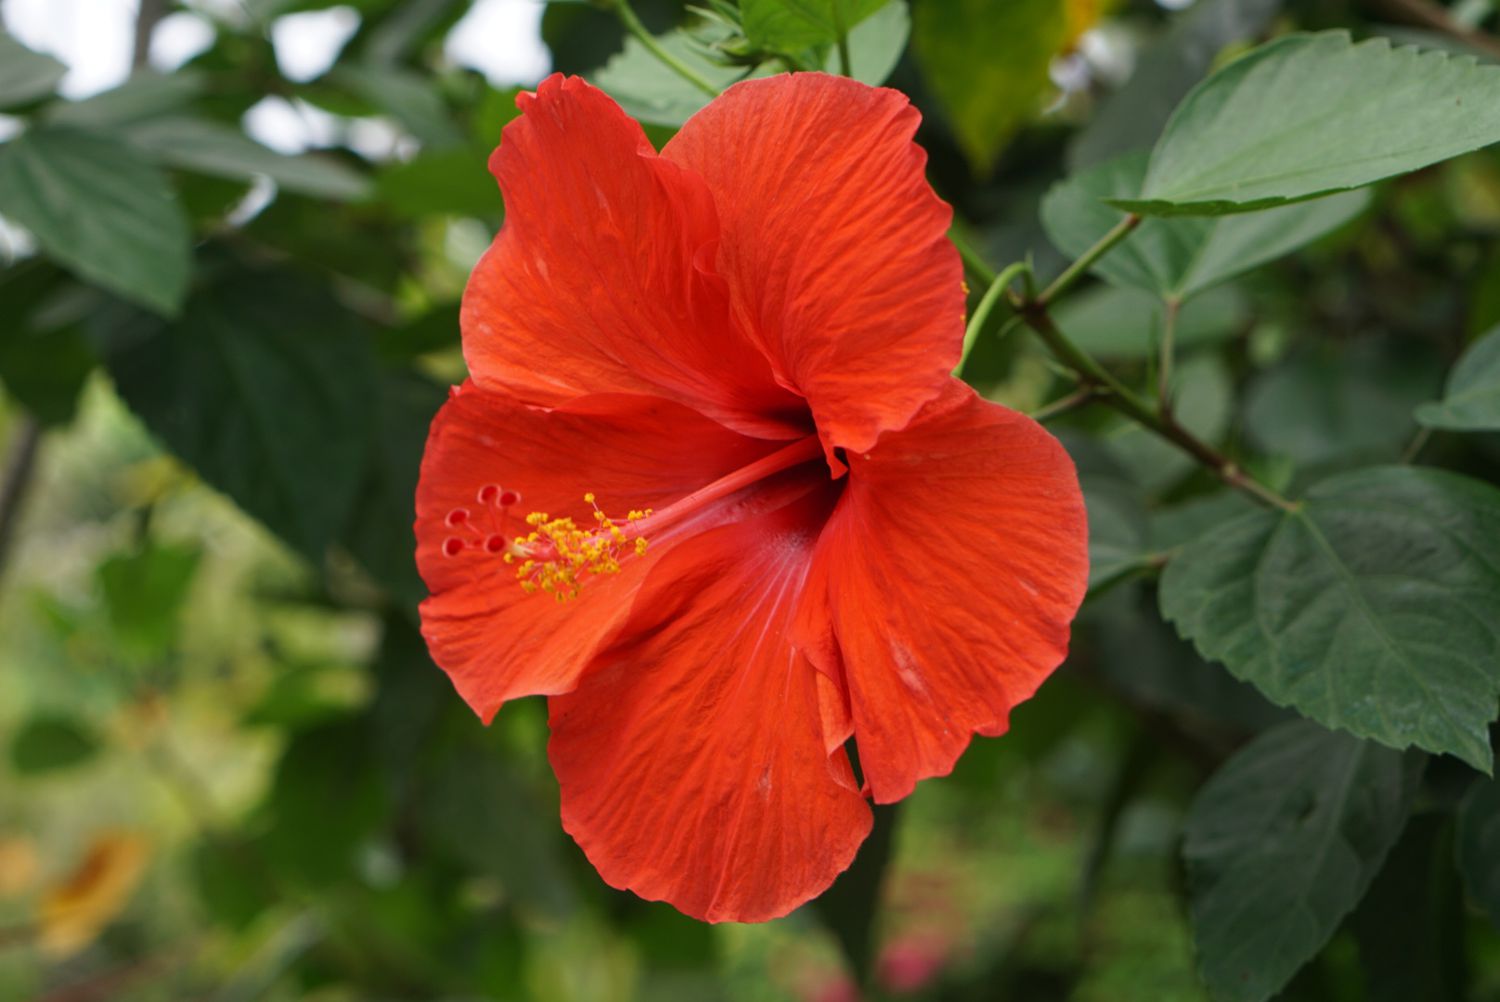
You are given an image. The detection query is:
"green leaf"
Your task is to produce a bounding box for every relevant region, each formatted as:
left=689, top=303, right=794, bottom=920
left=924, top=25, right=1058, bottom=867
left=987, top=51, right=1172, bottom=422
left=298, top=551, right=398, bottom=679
left=10, top=715, right=101, bottom=774
left=1068, top=0, right=1283, bottom=170
left=912, top=0, right=1072, bottom=172
left=1042, top=151, right=1369, bottom=300
left=1052, top=283, right=1249, bottom=360
left=740, top=0, right=888, bottom=52
left=1417, top=326, right=1500, bottom=431
left=1458, top=777, right=1500, bottom=929
left=331, top=64, right=464, bottom=149
left=1160, top=466, right=1500, bottom=771
left=97, top=542, right=203, bottom=660
left=1108, top=354, right=1233, bottom=492
left=374, top=146, right=496, bottom=217
left=1184, top=721, right=1420, bottom=1002
left=0, top=128, right=191, bottom=315
left=819, top=0, right=909, bottom=84
left=1244, top=339, right=1444, bottom=468
left=105, top=267, right=378, bottom=558
left=44, top=72, right=202, bottom=129
left=595, top=23, right=767, bottom=128
left=0, top=30, right=66, bottom=109
left=120, top=117, right=369, bottom=200
left=0, top=265, right=97, bottom=426
left=1115, top=32, right=1500, bottom=215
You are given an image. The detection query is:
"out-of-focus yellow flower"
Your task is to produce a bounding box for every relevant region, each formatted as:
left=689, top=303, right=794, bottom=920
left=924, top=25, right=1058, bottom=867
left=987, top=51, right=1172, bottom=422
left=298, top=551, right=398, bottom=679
left=0, top=837, right=39, bottom=897
left=37, top=831, right=150, bottom=958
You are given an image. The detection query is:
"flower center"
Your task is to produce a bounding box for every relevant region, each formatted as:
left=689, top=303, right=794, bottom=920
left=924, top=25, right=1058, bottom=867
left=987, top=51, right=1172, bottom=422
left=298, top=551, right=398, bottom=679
left=440, top=434, right=824, bottom=603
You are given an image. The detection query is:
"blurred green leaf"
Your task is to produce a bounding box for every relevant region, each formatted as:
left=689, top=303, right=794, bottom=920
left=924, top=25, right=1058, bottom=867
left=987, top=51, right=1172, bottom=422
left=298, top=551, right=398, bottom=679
left=1043, top=151, right=1369, bottom=300
left=1352, top=814, right=1465, bottom=1002
left=1183, top=721, right=1419, bottom=1002
left=0, top=30, right=66, bottom=109
left=331, top=63, right=464, bottom=149
left=1052, top=283, right=1248, bottom=361
left=1160, top=466, right=1500, bottom=771
left=0, top=265, right=97, bottom=425
left=10, top=714, right=101, bottom=774
left=261, top=716, right=391, bottom=886
left=418, top=741, right=576, bottom=919
left=1417, top=326, right=1500, bottom=431
left=375, top=146, right=497, bottom=217
left=814, top=801, right=897, bottom=982
left=1243, top=339, right=1444, bottom=468
left=340, top=370, right=446, bottom=606
left=0, top=127, right=191, bottom=315
left=44, top=72, right=203, bottom=128
left=912, top=0, right=1082, bottom=172
left=119, top=117, right=369, bottom=200
left=1068, top=0, right=1282, bottom=170
left=192, top=838, right=276, bottom=931
left=97, top=542, right=203, bottom=660
left=1457, top=777, right=1500, bottom=930
left=1117, top=32, right=1500, bottom=215
left=105, top=266, right=379, bottom=558
left=740, top=0, right=886, bottom=52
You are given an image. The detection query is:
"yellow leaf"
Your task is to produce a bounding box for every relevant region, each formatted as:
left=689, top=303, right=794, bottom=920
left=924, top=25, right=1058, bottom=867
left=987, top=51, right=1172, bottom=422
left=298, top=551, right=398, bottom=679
left=37, top=831, right=149, bottom=957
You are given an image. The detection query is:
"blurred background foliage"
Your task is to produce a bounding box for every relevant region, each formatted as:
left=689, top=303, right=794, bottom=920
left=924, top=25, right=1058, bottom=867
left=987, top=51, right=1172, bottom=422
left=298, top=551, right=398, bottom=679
left=3, top=0, right=1500, bottom=999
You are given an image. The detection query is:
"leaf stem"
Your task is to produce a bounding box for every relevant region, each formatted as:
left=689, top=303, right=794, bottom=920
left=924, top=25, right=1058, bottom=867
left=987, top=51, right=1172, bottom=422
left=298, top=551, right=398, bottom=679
left=1157, top=296, right=1181, bottom=413
left=948, top=226, right=997, bottom=285
left=0, top=416, right=41, bottom=601
left=612, top=0, right=722, bottom=98
left=1035, top=213, right=1141, bottom=309
left=956, top=260, right=1031, bottom=376
left=832, top=2, right=853, bottom=76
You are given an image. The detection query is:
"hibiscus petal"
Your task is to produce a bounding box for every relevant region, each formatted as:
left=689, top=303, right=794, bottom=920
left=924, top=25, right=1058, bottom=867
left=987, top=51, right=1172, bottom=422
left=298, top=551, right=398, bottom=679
left=663, top=72, right=964, bottom=457
left=415, top=384, right=788, bottom=721
left=814, top=383, right=1089, bottom=803
left=549, top=491, right=872, bottom=923
left=463, top=75, right=805, bottom=439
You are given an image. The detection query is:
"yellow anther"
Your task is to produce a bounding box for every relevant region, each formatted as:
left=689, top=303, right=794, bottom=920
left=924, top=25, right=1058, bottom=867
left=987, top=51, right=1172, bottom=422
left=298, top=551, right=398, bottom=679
left=512, top=491, right=650, bottom=601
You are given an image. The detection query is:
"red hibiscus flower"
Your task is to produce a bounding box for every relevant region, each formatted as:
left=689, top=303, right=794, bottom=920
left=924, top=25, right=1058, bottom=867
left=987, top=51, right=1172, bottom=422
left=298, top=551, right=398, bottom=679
left=414, top=72, right=1088, bottom=923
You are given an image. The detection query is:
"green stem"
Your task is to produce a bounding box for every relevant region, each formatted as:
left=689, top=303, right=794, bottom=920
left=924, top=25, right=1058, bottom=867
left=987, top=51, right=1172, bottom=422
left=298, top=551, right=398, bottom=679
left=832, top=3, right=853, bottom=76
left=956, top=260, right=1032, bottom=377
left=1035, top=213, right=1141, bottom=309
left=948, top=226, right=997, bottom=285
left=613, top=0, right=720, bottom=97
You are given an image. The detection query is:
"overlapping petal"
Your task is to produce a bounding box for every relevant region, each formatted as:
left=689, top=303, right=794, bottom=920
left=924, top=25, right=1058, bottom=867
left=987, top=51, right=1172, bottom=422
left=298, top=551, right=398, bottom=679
left=664, top=73, right=965, bottom=458
left=810, top=384, right=1089, bottom=803
left=549, top=491, right=871, bottom=923
left=463, top=74, right=807, bottom=438
left=415, top=385, right=789, bottom=721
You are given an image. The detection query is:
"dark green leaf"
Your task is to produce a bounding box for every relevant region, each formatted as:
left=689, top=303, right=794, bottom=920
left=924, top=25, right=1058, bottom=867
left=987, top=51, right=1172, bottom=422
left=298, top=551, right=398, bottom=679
left=818, top=0, right=908, bottom=84
left=97, top=542, right=203, bottom=660
left=0, top=265, right=97, bottom=425
left=1043, top=151, right=1368, bottom=300
left=0, top=128, right=190, bottom=315
left=105, top=267, right=378, bottom=558
left=331, top=64, right=464, bottom=149
left=0, top=30, right=66, bottom=109
left=1184, top=721, right=1419, bottom=1002
left=44, top=72, right=202, bottom=129
left=1115, top=32, right=1500, bottom=215
left=1457, top=776, right=1500, bottom=929
left=1160, top=466, right=1500, bottom=770
left=1107, top=354, right=1233, bottom=492
left=740, top=0, right=887, bottom=52
left=814, top=802, right=898, bottom=980
left=10, top=715, right=101, bottom=774
left=1417, top=326, right=1500, bottom=431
